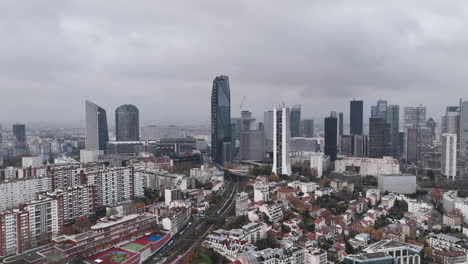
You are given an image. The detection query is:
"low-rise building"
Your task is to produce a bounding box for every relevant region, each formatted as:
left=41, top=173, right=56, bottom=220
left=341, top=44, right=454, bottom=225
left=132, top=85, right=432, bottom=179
left=433, top=250, right=467, bottom=264
left=378, top=174, right=417, bottom=194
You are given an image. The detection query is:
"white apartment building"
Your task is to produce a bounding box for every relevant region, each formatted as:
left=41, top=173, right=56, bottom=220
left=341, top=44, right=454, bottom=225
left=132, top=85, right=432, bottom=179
left=236, top=192, right=249, bottom=216
left=441, top=133, right=457, bottom=180
left=429, top=233, right=463, bottom=251
left=0, top=176, right=51, bottom=211
left=254, top=184, right=270, bottom=202
left=259, top=203, right=283, bottom=222
left=304, top=248, right=327, bottom=264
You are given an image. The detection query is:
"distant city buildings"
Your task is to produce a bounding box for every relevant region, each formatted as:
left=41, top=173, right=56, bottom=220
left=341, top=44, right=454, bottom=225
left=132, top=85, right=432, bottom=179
left=460, top=100, right=468, bottom=162
left=85, top=100, right=109, bottom=152
left=115, top=104, right=139, bottom=141
left=272, top=106, right=291, bottom=175
left=211, top=75, right=232, bottom=165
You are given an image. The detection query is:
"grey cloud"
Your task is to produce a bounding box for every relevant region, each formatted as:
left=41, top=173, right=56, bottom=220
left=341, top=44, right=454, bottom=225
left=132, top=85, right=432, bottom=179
left=0, top=0, right=467, bottom=125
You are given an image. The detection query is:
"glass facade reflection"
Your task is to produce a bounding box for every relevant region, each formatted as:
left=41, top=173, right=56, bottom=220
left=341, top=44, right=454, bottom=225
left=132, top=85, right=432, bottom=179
left=211, top=75, right=232, bottom=165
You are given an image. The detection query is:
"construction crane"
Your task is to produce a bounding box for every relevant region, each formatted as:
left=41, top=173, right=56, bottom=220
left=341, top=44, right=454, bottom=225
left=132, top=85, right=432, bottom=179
left=240, top=96, right=246, bottom=109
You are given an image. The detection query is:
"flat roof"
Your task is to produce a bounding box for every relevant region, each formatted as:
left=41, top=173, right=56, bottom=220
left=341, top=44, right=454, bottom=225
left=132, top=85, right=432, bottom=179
left=87, top=248, right=136, bottom=264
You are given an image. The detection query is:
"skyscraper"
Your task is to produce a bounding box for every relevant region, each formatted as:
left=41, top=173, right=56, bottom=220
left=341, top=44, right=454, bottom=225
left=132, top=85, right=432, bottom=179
left=272, top=106, right=291, bottom=175
left=371, top=99, right=388, bottom=118
left=12, top=124, right=26, bottom=157
left=85, top=100, right=109, bottom=152
left=371, top=100, right=399, bottom=157
left=459, top=100, right=468, bottom=162
left=404, top=128, right=418, bottom=163
left=368, top=118, right=391, bottom=158
left=338, top=112, right=344, bottom=136
left=324, top=115, right=338, bottom=161
left=264, top=110, right=274, bottom=154
left=115, top=104, right=139, bottom=141
left=441, top=133, right=457, bottom=181
left=300, top=119, right=314, bottom=137
left=350, top=100, right=363, bottom=135
left=290, top=105, right=301, bottom=137
left=211, top=75, right=232, bottom=165
left=386, top=105, right=400, bottom=157
left=404, top=106, right=426, bottom=128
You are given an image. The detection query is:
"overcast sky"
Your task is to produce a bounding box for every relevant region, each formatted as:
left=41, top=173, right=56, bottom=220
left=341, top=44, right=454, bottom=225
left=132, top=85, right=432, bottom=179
left=1, top=0, right=467, bottom=127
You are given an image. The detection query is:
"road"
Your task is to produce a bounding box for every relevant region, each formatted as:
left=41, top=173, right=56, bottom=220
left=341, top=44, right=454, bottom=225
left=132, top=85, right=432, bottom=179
left=145, top=179, right=238, bottom=264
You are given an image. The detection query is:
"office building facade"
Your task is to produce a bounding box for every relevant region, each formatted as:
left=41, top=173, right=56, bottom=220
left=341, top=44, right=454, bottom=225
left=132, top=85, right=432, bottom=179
left=300, top=119, right=314, bottom=137
left=13, top=123, right=27, bottom=157
left=404, top=106, right=426, bottom=128
left=272, top=107, right=291, bottom=175
left=368, top=118, right=391, bottom=158
left=85, top=100, right=109, bottom=152
left=115, top=104, right=139, bottom=141
left=211, top=75, right=232, bottom=165
left=290, top=105, right=301, bottom=138
left=324, top=116, right=338, bottom=161
left=350, top=100, right=363, bottom=135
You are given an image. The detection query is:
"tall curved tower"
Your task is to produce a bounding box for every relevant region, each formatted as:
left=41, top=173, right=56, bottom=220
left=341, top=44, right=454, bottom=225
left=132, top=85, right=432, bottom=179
left=211, top=75, right=232, bottom=165
left=115, top=104, right=139, bottom=141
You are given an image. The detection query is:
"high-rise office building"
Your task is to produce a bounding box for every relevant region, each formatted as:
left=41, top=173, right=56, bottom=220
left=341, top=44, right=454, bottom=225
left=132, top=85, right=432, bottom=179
left=386, top=105, right=400, bottom=157
left=272, top=107, right=291, bottom=175
left=371, top=99, right=388, bottom=118
left=340, top=134, right=368, bottom=157
left=441, top=133, right=457, bottom=181
left=300, top=119, right=314, bottom=138
left=426, top=118, right=437, bottom=141
left=264, top=110, right=274, bottom=154
left=368, top=118, right=391, bottom=158
left=404, top=106, right=426, bottom=128
left=324, top=115, right=338, bottom=161
left=290, top=105, right=301, bottom=137
left=85, top=100, right=109, bottom=152
left=460, top=100, right=468, bottom=162
left=211, top=75, right=232, bottom=165
left=338, top=112, right=344, bottom=136
left=115, top=104, right=139, bottom=141
left=371, top=100, right=399, bottom=157
left=350, top=100, right=363, bottom=135
left=13, top=123, right=27, bottom=157
left=442, top=106, right=460, bottom=149
left=405, top=128, right=418, bottom=163
left=240, top=130, right=265, bottom=161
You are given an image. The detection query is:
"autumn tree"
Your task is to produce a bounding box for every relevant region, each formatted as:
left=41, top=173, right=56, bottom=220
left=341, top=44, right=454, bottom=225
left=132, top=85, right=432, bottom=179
left=73, top=216, right=92, bottom=233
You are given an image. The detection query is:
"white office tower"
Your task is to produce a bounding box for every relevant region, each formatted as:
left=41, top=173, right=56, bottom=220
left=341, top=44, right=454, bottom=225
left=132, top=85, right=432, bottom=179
left=310, top=152, right=324, bottom=177
left=272, top=107, right=292, bottom=176
left=441, top=133, right=457, bottom=181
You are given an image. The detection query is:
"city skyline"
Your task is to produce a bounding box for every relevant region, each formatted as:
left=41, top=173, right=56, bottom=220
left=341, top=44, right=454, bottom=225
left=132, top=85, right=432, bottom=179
left=1, top=1, right=468, bottom=124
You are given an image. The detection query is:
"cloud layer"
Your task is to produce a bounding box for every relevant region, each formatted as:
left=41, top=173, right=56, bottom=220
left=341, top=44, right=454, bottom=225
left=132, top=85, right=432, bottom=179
left=1, top=0, right=467, bottom=126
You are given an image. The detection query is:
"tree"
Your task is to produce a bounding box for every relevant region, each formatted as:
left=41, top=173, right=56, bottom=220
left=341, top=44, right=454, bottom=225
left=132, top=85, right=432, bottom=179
left=431, top=188, right=442, bottom=201
left=346, top=242, right=355, bottom=254
left=73, top=216, right=92, bottom=232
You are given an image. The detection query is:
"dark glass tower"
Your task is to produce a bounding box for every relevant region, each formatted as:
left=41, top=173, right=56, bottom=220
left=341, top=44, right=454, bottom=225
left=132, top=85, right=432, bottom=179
left=325, top=116, right=338, bottom=161
left=13, top=123, right=26, bottom=156
left=211, top=75, right=232, bottom=165
left=115, top=104, right=139, bottom=141
left=350, top=100, right=363, bottom=135
left=290, top=105, right=301, bottom=137
left=300, top=119, right=314, bottom=137
left=368, top=117, right=391, bottom=158
left=86, top=100, right=109, bottom=152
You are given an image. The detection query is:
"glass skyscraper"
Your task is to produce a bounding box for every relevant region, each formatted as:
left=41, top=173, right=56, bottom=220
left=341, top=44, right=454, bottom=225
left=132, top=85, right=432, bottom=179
left=85, top=100, right=109, bottom=152
left=290, top=104, right=301, bottom=137
left=211, top=75, right=232, bottom=165
left=324, top=116, right=338, bottom=161
left=350, top=100, right=363, bottom=135
left=369, top=117, right=391, bottom=158
left=115, top=104, right=139, bottom=141
left=12, top=123, right=26, bottom=157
